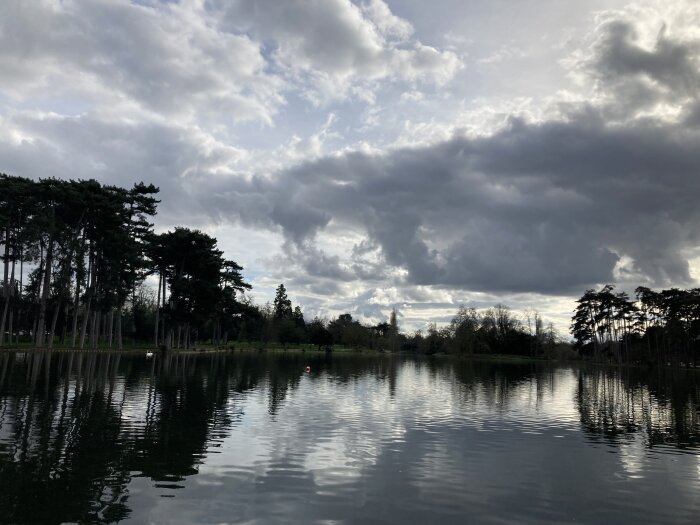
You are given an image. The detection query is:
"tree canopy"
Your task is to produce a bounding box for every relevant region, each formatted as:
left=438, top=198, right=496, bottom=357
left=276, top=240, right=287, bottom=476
left=571, top=284, right=700, bottom=366
left=0, top=174, right=250, bottom=350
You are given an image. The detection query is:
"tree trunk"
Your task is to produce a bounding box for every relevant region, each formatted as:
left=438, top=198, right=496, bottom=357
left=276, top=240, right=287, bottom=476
left=116, top=307, right=123, bottom=350
left=60, top=307, right=68, bottom=346
left=154, top=271, right=161, bottom=348
left=71, top=277, right=81, bottom=348
left=7, top=308, right=13, bottom=347
left=71, top=231, right=86, bottom=348
left=13, top=247, right=22, bottom=346
left=2, top=224, right=9, bottom=298
left=0, top=233, right=12, bottom=348
left=160, top=271, right=166, bottom=345
left=0, top=287, right=9, bottom=348
left=18, top=248, right=23, bottom=300
left=95, top=311, right=101, bottom=348
left=79, top=251, right=96, bottom=349
left=32, top=243, right=45, bottom=344
left=36, top=237, right=54, bottom=348
left=79, top=296, right=91, bottom=349
left=131, top=285, right=137, bottom=342
left=91, top=311, right=98, bottom=349
left=108, top=309, right=114, bottom=348
left=48, top=301, right=61, bottom=349
left=3, top=222, right=10, bottom=286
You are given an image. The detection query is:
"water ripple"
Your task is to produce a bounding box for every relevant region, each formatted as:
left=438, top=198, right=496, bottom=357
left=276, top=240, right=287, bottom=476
left=1, top=352, right=700, bottom=523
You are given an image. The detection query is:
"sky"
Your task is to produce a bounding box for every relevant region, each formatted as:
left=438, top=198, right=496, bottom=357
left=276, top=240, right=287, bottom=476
left=2, top=0, right=700, bottom=335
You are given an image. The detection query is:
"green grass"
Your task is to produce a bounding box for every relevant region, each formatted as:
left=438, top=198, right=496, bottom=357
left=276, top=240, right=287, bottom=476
left=0, top=339, right=367, bottom=353
left=464, top=353, right=552, bottom=363
left=0, top=340, right=563, bottom=362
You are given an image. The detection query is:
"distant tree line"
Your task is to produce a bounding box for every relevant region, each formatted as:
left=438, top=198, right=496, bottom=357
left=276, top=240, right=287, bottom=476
left=247, top=299, right=561, bottom=358
left=571, top=284, right=700, bottom=366
left=200, top=284, right=403, bottom=353
left=404, top=305, right=562, bottom=357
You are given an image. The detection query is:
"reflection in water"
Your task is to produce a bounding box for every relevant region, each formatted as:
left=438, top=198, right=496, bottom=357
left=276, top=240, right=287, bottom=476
left=576, top=367, right=700, bottom=449
left=0, top=351, right=700, bottom=524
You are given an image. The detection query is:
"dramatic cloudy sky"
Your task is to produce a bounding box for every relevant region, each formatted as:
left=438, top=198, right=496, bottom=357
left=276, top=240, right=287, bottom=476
left=3, top=0, right=700, bottom=334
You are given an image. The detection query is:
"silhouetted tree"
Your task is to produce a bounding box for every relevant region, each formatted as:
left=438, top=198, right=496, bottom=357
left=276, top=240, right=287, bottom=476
left=572, top=284, right=700, bottom=366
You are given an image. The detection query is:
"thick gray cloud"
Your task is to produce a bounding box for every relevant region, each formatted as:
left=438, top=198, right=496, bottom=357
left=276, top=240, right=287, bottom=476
left=200, top=8, right=700, bottom=295
left=215, top=111, right=700, bottom=293
left=591, top=19, right=700, bottom=98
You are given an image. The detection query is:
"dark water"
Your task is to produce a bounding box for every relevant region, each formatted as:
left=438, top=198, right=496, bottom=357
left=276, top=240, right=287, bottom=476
left=1, top=352, right=700, bottom=524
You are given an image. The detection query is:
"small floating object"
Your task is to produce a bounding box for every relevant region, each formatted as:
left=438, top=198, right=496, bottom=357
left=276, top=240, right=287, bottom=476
left=305, top=366, right=311, bottom=373
left=146, top=352, right=154, bottom=358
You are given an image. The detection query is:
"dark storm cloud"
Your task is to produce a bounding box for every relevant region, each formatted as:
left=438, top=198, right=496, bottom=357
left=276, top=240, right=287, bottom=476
left=581, top=15, right=700, bottom=122
left=219, top=115, right=699, bottom=293
left=591, top=19, right=700, bottom=98
left=279, top=243, right=356, bottom=282
left=199, top=13, right=700, bottom=294
left=270, top=202, right=331, bottom=243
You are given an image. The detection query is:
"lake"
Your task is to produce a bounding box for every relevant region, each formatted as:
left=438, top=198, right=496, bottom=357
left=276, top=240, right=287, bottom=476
left=1, top=351, right=700, bottom=524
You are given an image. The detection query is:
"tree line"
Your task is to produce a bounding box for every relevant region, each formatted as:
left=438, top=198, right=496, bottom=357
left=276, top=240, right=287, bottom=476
left=571, top=284, right=700, bottom=366
left=0, top=174, right=250, bottom=350
left=2, top=172, right=564, bottom=355
left=253, top=298, right=561, bottom=358
left=404, top=305, right=561, bottom=357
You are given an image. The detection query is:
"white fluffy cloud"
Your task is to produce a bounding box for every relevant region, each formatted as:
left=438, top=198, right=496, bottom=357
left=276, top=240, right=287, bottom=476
left=216, top=0, right=461, bottom=103
left=0, top=0, right=283, bottom=124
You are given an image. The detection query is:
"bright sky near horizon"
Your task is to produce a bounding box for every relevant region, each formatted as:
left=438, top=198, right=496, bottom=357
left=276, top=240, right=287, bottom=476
left=2, top=0, right=700, bottom=334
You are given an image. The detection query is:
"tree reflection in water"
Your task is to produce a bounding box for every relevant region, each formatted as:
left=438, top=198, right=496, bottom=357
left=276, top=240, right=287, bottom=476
left=0, top=351, right=266, bottom=523
left=1, top=352, right=700, bottom=523
left=576, top=366, right=700, bottom=449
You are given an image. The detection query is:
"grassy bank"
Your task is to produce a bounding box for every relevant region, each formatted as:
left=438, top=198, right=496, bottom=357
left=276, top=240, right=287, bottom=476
left=0, top=340, right=573, bottom=364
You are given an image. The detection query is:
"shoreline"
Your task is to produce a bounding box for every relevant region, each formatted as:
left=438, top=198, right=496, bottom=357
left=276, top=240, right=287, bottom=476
left=0, top=345, right=556, bottom=362
left=3, top=346, right=699, bottom=371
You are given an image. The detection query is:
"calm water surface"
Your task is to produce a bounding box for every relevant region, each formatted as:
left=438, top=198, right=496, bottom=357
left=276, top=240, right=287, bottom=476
left=1, top=351, right=700, bottom=524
